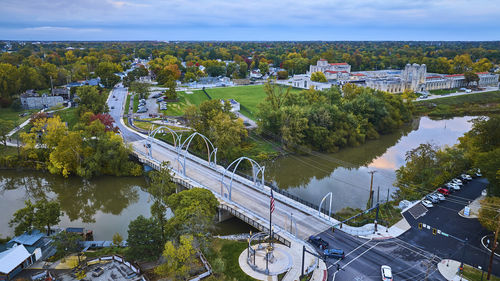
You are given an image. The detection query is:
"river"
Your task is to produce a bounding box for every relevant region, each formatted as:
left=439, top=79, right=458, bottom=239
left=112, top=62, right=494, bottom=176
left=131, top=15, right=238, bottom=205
left=0, top=116, right=477, bottom=239
left=264, top=116, right=477, bottom=212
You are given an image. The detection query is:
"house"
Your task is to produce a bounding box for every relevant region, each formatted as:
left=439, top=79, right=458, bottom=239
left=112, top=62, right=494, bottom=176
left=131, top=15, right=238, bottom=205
left=20, top=93, right=64, bottom=110
left=0, top=230, right=55, bottom=281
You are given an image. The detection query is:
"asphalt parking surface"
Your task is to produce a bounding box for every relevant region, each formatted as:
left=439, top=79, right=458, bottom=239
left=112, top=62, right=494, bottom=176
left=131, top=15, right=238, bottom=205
left=399, top=177, right=500, bottom=276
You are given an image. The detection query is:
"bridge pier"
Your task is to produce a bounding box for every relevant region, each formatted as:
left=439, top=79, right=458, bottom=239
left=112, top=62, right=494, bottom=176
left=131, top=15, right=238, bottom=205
left=217, top=208, right=235, bottom=222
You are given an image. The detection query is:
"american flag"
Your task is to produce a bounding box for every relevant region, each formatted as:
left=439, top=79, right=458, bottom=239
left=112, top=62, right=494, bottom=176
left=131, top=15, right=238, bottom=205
left=270, top=189, right=275, bottom=213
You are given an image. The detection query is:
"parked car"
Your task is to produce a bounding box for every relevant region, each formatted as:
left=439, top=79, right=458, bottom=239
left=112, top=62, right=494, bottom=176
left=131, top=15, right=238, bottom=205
left=460, top=174, right=472, bottom=181
left=475, top=171, right=482, bottom=177
left=464, top=174, right=472, bottom=180
left=308, top=236, right=329, bottom=249
left=110, top=106, right=115, bottom=109
left=425, top=194, right=439, bottom=204
left=421, top=200, right=433, bottom=208
left=137, top=107, right=147, bottom=113
left=438, top=188, right=451, bottom=196
left=157, top=97, right=164, bottom=102
left=435, top=193, right=446, bottom=201
left=323, top=248, right=344, bottom=259
left=381, top=265, right=393, bottom=281
left=445, top=182, right=460, bottom=190
left=451, top=178, right=463, bottom=185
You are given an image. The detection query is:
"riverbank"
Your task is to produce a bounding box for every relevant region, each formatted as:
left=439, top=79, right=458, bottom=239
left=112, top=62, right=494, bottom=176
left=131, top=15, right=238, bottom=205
left=415, top=90, right=500, bottom=117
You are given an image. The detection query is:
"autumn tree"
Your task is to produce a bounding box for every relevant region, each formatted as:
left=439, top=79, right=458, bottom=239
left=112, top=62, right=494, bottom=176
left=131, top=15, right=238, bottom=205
left=112, top=232, right=124, bottom=247
left=310, top=71, right=328, bottom=82
left=154, top=235, right=196, bottom=279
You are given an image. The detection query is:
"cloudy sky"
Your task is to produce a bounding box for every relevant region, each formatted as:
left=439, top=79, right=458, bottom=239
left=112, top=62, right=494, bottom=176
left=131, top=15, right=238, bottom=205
left=1, top=0, right=498, bottom=41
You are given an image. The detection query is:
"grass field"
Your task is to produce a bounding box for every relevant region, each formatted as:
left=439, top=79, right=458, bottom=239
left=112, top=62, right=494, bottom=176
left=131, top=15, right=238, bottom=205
left=124, top=93, right=131, bottom=115
left=133, top=94, right=139, bottom=113
left=163, top=85, right=302, bottom=120
left=55, top=107, right=79, bottom=129
left=0, top=107, right=37, bottom=131
left=429, top=88, right=461, bottom=95
left=204, top=238, right=257, bottom=281
left=416, top=90, right=500, bottom=117
left=463, top=264, right=500, bottom=281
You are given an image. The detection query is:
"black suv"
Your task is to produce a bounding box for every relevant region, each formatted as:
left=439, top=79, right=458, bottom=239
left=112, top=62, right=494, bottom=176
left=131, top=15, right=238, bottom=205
left=308, top=235, right=329, bottom=249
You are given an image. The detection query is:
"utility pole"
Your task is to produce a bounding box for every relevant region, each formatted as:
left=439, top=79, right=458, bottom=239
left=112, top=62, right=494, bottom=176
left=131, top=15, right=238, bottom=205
left=368, top=171, right=376, bottom=208
left=487, top=213, right=500, bottom=280
left=377, top=186, right=380, bottom=203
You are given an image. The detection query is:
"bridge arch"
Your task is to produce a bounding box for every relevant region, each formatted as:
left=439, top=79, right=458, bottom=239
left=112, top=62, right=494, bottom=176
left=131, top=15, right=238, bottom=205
left=146, top=125, right=183, bottom=158
left=178, top=132, right=218, bottom=176
left=318, top=192, right=332, bottom=220
left=221, top=157, right=265, bottom=201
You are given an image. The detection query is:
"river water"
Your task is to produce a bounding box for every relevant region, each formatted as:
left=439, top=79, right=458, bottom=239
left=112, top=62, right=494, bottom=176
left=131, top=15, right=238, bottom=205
left=263, top=116, right=477, bottom=212
left=0, top=116, right=476, bottom=239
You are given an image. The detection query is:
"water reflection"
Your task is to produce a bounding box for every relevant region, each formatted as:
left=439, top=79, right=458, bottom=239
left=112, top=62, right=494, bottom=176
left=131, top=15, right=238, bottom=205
left=0, top=171, right=150, bottom=240
left=264, top=116, right=476, bottom=212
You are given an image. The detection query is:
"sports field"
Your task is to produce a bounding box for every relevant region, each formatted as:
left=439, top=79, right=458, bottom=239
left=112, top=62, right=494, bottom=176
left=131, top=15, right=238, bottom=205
left=163, top=84, right=301, bottom=120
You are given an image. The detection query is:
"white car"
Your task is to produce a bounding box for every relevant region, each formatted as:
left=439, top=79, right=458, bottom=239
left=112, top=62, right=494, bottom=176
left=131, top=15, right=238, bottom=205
left=451, top=178, right=463, bottom=185
left=381, top=265, right=393, bottom=281
left=421, top=200, right=433, bottom=208
left=446, top=182, right=460, bottom=190
left=475, top=172, right=482, bottom=177
left=435, top=193, right=446, bottom=201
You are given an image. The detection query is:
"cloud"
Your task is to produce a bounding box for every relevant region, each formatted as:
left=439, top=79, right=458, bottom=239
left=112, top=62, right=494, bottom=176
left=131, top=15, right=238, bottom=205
left=23, top=26, right=102, bottom=33
left=0, top=0, right=498, bottom=40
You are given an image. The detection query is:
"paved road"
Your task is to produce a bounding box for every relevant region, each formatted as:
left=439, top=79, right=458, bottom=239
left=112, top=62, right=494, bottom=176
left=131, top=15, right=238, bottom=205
left=108, top=85, right=143, bottom=142
left=417, top=86, right=499, bottom=101
left=399, top=177, right=500, bottom=277
left=316, top=229, right=445, bottom=281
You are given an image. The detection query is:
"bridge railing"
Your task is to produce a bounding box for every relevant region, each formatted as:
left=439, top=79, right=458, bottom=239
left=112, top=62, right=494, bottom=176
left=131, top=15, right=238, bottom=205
left=219, top=204, right=291, bottom=248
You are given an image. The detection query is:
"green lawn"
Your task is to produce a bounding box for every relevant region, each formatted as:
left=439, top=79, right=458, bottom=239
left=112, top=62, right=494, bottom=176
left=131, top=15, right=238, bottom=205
left=55, top=107, right=79, bottom=129
left=429, top=88, right=461, bottom=95
left=163, top=85, right=301, bottom=120
left=204, top=238, right=257, bottom=281
left=416, top=90, right=500, bottom=117
left=133, top=94, right=139, bottom=113
left=0, top=107, right=37, bottom=131
left=124, top=93, right=131, bottom=116
left=463, top=264, right=500, bottom=281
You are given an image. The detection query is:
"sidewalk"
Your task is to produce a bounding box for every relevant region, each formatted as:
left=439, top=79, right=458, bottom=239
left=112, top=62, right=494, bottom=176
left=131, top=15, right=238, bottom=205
left=458, top=194, right=485, bottom=219
left=437, top=259, right=468, bottom=281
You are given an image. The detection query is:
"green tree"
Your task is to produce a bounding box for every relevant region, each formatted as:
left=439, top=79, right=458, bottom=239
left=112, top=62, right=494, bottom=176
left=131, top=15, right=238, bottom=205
left=277, top=70, right=288, bottom=80
left=238, top=62, right=248, bottom=78
left=96, top=62, right=122, bottom=88
left=147, top=162, right=177, bottom=242
left=9, top=200, right=36, bottom=236
left=0, top=119, right=14, bottom=146
left=34, top=199, right=62, bottom=235
left=129, top=81, right=149, bottom=99
left=259, top=61, right=269, bottom=75
left=477, top=197, right=500, bottom=232
left=310, top=71, right=328, bottom=82
left=464, top=71, right=480, bottom=88
left=452, top=54, right=473, bottom=73
left=75, top=86, right=108, bottom=115
left=126, top=215, right=163, bottom=261
left=154, top=234, right=196, bottom=279
left=473, top=58, right=493, bottom=73
left=112, top=232, right=124, bottom=247
left=52, top=231, right=82, bottom=255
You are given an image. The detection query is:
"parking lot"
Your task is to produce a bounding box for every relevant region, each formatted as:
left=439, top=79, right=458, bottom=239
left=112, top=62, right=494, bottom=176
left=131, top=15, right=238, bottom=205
left=399, top=177, right=500, bottom=276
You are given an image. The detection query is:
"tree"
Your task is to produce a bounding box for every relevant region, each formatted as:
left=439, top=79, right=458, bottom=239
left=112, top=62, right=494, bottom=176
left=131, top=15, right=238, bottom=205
left=129, top=81, right=149, bottom=99
left=154, top=234, right=196, bottom=279
left=9, top=200, right=36, bottom=236
left=464, top=71, right=479, bottom=88
left=165, top=79, right=177, bottom=99
left=478, top=197, right=500, bottom=232
left=238, top=62, right=248, bottom=78
left=96, top=62, right=122, bottom=88
left=126, top=215, right=163, bottom=261
left=147, top=162, right=177, bottom=242
left=166, top=188, right=219, bottom=249
left=259, top=61, right=269, bottom=75
left=52, top=231, right=82, bottom=255
left=473, top=58, right=493, bottom=73
left=310, top=71, right=328, bottom=82
left=89, top=113, right=119, bottom=132
left=277, top=70, right=288, bottom=80
left=33, top=199, right=62, bottom=235
left=0, top=119, right=14, bottom=146
left=112, top=232, right=124, bottom=247
left=75, top=86, right=108, bottom=115
left=452, top=54, right=473, bottom=73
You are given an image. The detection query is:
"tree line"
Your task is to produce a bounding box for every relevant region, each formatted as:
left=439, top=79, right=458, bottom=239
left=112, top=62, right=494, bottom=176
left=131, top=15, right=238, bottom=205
left=257, top=83, right=414, bottom=152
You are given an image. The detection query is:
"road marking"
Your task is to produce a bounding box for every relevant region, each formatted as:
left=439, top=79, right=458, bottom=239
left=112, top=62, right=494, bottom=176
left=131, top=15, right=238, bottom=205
left=341, top=242, right=379, bottom=269
left=344, top=239, right=373, bottom=258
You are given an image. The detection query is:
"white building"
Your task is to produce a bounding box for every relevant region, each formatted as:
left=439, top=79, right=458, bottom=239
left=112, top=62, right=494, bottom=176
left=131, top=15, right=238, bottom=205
left=308, top=59, right=351, bottom=74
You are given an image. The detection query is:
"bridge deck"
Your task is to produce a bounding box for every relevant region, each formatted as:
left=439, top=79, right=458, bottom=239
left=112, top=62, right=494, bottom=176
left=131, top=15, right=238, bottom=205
left=131, top=140, right=332, bottom=240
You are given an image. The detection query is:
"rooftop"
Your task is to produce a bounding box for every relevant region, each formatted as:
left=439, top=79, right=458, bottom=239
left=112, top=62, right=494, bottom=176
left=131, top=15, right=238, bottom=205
left=9, top=230, right=44, bottom=246
left=0, top=245, right=31, bottom=274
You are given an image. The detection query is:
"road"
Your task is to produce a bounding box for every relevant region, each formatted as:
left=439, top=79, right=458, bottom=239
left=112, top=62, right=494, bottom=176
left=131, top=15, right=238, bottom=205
left=417, top=86, right=499, bottom=101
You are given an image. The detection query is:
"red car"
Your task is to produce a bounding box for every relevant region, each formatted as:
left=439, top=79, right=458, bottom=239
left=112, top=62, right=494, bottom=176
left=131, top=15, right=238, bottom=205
left=438, top=188, right=450, bottom=196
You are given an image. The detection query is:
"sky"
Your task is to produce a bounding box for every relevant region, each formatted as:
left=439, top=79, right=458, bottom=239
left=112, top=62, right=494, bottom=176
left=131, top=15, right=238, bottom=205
left=0, top=0, right=499, bottom=41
